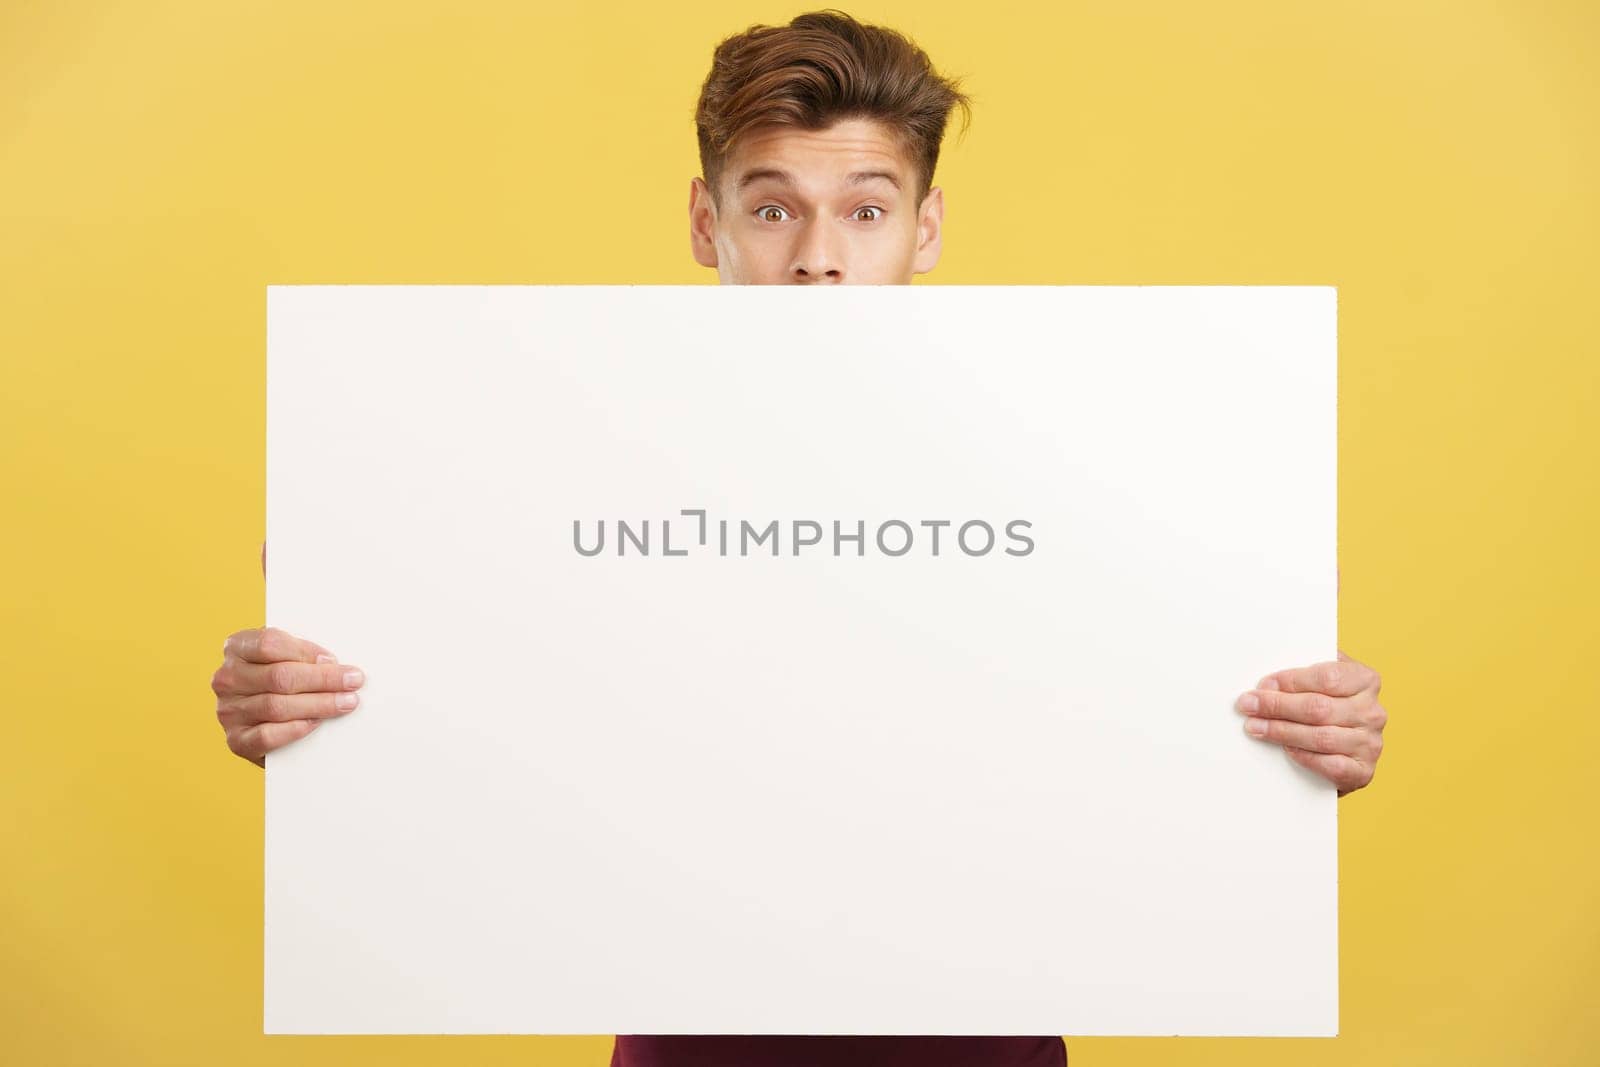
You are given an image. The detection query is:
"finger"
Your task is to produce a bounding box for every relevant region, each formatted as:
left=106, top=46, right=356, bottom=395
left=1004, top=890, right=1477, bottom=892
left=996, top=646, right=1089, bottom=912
left=226, top=658, right=364, bottom=697
left=1257, top=657, right=1374, bottom=698
left=1284, top=745, right=1372, bottom=793
left=1335, top=648, right=1383, bottom=696
left=1237, top=687, right=1361, bottom=727
left=229, top=718, right=324, bottom=762
left=224, top=626, right=337, bottom=666
left=227, top=689, right=361, bottom=725
left=1243, top=715, right=1368, bottom=757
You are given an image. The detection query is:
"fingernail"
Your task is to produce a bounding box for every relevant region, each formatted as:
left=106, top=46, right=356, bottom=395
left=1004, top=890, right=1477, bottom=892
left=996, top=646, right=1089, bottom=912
left=335, top=692, right=359, bottom=710
left=1245, top=717, right=1268, bottom=737
left=1236, top=693, right=1260, bottom=713
left=1259, top=677, right=1280, bottom=691
left=316, top=654, right=337, bottom=664
left=343, top=669, right=365, bottom=689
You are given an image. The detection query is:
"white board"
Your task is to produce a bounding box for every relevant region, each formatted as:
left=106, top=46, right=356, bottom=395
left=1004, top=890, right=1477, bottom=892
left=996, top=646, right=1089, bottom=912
left=264, top=285, right=1338, bottom=1036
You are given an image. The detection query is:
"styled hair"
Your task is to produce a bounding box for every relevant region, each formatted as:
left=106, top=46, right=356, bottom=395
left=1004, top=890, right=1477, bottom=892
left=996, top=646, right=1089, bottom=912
left=694, top=9, right=973, bottom=210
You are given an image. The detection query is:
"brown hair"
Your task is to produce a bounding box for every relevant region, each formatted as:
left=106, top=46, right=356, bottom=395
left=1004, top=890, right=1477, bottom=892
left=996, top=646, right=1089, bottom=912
left=694, top=9, right=973, bottom=210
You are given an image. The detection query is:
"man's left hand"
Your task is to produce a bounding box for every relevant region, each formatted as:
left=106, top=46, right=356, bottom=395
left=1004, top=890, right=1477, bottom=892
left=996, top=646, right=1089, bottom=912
left=1235, top=650, right=1386, bottom=797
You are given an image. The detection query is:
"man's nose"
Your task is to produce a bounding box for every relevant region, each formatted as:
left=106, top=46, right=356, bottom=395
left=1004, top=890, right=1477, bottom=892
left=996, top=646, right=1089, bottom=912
left=790, top=218, right=844, bottom=283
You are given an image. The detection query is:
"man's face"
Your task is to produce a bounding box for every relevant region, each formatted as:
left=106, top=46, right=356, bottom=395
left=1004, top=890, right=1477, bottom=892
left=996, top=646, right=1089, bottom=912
left=688, top=117, right=944, bottom=285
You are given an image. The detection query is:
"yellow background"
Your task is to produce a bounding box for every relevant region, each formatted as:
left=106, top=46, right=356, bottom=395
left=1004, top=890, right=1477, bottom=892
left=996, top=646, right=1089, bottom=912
left=3, top=1, right=1596, bottom=1064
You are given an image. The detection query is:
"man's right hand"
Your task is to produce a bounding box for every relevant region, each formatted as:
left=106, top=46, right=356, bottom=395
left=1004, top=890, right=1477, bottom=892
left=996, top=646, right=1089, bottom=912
left=212, top=626, right=365, bottom=768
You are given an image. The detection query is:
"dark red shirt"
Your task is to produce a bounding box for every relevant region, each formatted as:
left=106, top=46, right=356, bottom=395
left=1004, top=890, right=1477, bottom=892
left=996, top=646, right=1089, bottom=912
left=611, top=1035, right=1067, bottom=1066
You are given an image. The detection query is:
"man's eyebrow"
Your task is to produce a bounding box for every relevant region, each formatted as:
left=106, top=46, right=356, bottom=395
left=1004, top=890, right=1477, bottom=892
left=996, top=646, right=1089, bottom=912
left=733, top=167, right=902, bottom=192
left=847, top=170, right=902, bottom=190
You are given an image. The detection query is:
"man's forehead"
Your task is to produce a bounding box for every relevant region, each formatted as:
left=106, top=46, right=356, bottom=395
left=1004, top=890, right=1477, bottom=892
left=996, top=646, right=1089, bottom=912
left=733, top=165, right=903, bottom=194
left=724, top=122, right=913, bottom=195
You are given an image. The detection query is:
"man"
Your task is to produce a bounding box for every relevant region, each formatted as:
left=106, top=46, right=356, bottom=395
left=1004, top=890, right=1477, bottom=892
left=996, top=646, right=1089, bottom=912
left=212, top=10, right=1388, bottom=1066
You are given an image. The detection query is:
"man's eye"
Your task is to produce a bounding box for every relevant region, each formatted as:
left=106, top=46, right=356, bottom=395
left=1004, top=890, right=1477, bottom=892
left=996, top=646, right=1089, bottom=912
left=756, top=205, right=790, bottom=223
left=854, top=206, right=884, bottom=222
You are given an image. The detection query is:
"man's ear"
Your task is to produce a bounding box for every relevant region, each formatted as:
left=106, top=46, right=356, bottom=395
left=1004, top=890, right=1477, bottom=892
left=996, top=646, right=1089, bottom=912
left=911, top=185, right=944, bottom=276
left=688, top=177, right=719, bottom=270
